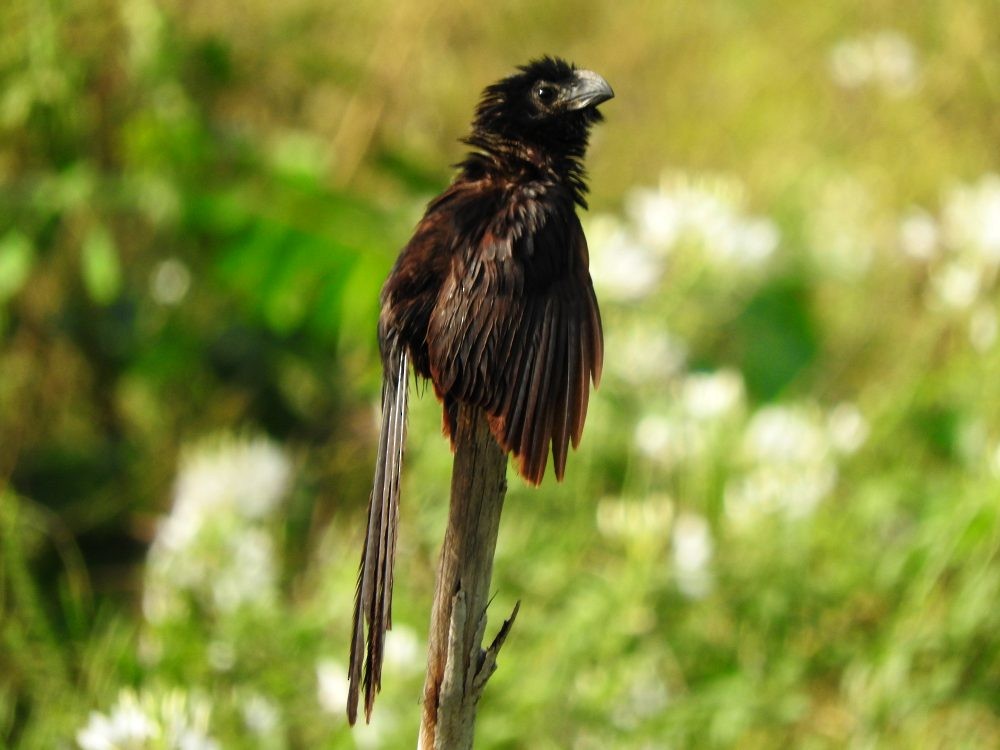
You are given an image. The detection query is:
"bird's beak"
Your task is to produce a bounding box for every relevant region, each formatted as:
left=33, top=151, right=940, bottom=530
left=564, top=70, right=615, bottom=110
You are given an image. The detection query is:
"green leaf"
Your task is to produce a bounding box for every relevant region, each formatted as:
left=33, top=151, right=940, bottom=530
left=0, top=230, right=33, bottom=303
left=81, top=225, right=122, bottom=305
left=729, top=278, right=819, bottom=400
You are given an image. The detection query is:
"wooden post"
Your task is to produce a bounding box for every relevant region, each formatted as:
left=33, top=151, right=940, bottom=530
left=418, top=403, right=519, bottom=749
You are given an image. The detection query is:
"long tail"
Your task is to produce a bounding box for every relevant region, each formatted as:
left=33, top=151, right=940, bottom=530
left=348, top=344, right=408, bottom=724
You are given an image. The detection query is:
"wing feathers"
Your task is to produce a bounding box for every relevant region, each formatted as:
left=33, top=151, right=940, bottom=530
left=427, top=205, right=602, bottom=485
left=551, top=291, right=572, bottom=479
left=520, top=304, right=554, bottom=483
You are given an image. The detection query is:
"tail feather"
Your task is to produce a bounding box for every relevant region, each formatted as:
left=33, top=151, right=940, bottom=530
left=348, top=346, right=408, bottom=724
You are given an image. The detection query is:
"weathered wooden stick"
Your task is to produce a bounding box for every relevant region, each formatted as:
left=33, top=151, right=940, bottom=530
left=418, top=403, right=519, bottom=749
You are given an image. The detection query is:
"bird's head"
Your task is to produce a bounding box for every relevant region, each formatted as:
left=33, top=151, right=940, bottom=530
left=469, top=57, right=614, bottom=160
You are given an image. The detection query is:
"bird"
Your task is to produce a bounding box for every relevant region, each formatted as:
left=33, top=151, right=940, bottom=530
left=347, top=56, right=613, bottom=725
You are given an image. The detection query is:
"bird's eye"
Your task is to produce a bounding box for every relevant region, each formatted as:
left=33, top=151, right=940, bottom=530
left=534, top=84, right=557, bottom=104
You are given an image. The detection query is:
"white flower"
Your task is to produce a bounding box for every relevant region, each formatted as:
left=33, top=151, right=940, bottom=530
left=149, top=258, right=191, bottom=305
left=142, top=435, right=291, bottom=623
left=241, top=692, right=281, bottom=738
left=932, top=262, right=981, bottom=310
left=727, top=216, right=780, bottom=267
left=942, top=174, right=1000, bottom=264
left=353, top=713, right=395, bottom=750
left=627, top=186, right=683, bottom=249
left=316, top=659, right=350, bottom=716
left=679, top=369, right=745, bottom=421
left=633, top=414, right=672, bottom=459
left=869, top=31, right=920, bottom=95
left=898, top=209, right=940, bottom=261
left=826, top=402, right=869, bottom=455
left=743, top=405, right=830, bottom=466
left=829, top=31, right=920, bottom=96
left=828, top=38, right=873, bottom=89
left=588, top=215, right=663, bottom=301
left=671, top=513, right=713, bottom=599
left=384, top=626, right=421, bottom=673
left=78, top=692, right=155, bottom=750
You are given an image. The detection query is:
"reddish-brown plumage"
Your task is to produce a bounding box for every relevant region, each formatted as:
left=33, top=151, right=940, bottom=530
left=348, top=56, right=613, bottom=724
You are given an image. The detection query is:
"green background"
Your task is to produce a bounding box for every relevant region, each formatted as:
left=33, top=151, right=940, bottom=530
left=3, top=0, right=1000, bottom=747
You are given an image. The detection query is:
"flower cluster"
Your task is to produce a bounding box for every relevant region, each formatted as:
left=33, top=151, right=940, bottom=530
left=588, top=173, right=779, bottom=304
left=899, top=174, right=1000, bottom=349
left=632, top=368, right=746, bottom=469
left=77, top=689, right=218, bottom=750
left=77, top=437, right=295, bottom=749
left=142, top=435, right=292, bottom=624
left=724, top=402, right=864, bottom=525
left=607, top=364, right=868, bottom=595
left=588, top=169, right=874, bottom=600
left=828, top=30, right=921, bottom=96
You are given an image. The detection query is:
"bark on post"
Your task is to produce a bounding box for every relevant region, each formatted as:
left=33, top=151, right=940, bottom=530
left=418, top=403, right=519, bottom=749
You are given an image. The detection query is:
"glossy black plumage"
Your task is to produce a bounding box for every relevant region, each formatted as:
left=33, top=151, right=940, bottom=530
left=348, top=56, right=612, bottom=724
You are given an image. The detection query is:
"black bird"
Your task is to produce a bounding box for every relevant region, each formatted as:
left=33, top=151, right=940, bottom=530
left=348, top=56, right=613, bottom=724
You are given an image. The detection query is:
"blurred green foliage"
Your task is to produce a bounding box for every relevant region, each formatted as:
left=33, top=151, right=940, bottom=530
left=3, top=0, right=1000, bottom=748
